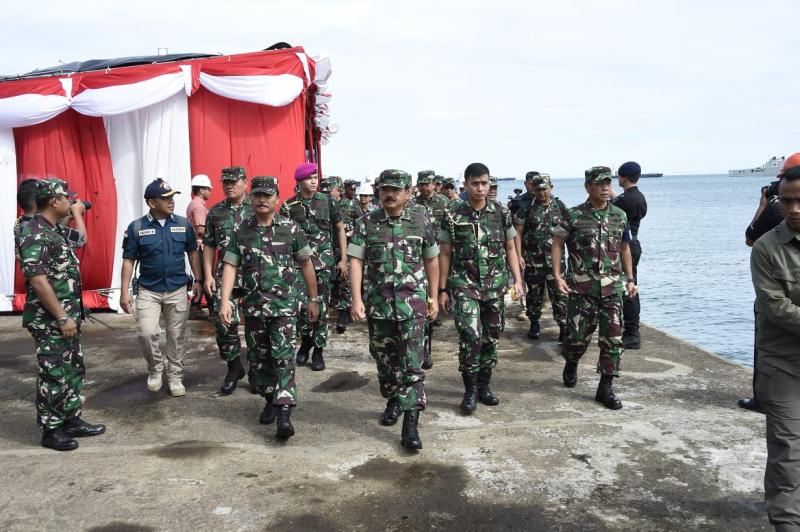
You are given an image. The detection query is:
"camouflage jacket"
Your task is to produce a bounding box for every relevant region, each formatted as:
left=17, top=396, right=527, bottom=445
left=280, top=192, right=342, bottom=270
left=553, top=201, right=630, bottom=298
left=204, top=197, right=254, bottom=286
left=439, top=200, right=516, bottom=301
left=18, top=214, right=82, bottom=329
left=414, top=192, right=450, bottom=222
left=224, top=214, right=312, bottom=318
left=14, top=215, right=34, bottom=260
left=348, top=207, right=439, bottom=321
left=514, top=196, right=569, bottom=269
left=338, top=197, right=358, bottom=234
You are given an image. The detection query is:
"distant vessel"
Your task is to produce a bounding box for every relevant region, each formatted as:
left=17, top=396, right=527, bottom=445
left=641, top=172, right=663, bottom=178
left=729, top=156, right=784, bottom=177
left=497, top=177, right=515, bottom=182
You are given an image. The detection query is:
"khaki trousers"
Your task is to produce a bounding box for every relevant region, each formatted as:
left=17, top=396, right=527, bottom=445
left=757, top=364, right=800, bottom=531
left=135, top=287, right=189, bottom=382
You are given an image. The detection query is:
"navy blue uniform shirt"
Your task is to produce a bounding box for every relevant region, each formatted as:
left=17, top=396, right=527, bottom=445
left=123, top=213, right=198, bottom=292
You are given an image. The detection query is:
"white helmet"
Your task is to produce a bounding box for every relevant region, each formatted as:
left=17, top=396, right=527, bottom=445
left=356, top=184, right=373, bottom=196
left=191, top=174, right=212, bottom=188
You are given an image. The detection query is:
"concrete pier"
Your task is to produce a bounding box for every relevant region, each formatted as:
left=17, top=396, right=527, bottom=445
left=0, top=306, right=768, bottom=531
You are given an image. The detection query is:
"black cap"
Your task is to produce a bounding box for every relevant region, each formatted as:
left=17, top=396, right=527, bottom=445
left=144, top=179, right=180, bottom=200
left=618, top=161, right=641, bottom=178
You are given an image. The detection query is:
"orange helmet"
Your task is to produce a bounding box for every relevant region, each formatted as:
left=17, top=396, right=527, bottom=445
left=780, top=153, right=800, bottom=177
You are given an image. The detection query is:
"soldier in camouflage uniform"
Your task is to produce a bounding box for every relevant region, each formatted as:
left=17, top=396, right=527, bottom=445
left=513, top=173, right=570, bottom=342
left=203, top=166, right=257, bottom=395
left=441, top=177, right=459, bottom=205
left=348, top=169, right=440, bottom=450
left=280, top=163, right=347, bottom=371
left=19, top=179, right=105, bottom=451
left=219, top=177, right=319, bottom=440
left=552, top=166, right=637, bottom=410
left=322, top=176, right=355, bottom=334
left=439, top=163, right=524, bottom=414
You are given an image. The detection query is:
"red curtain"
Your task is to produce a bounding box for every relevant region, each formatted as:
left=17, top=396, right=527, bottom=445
left=188, top=87, right=307, bottom=204
left=13, top=109, right=117, bottom=308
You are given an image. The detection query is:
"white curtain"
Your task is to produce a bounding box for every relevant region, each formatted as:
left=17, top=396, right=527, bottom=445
left=0, top=128, right=17, bottom=310
left=199, top=73, right=303, bottom=107
left=103, top=91, right=192, bottom=310
left=72, top=72, right=188, bottom=117
left=0, top=94, right=70, bottom=129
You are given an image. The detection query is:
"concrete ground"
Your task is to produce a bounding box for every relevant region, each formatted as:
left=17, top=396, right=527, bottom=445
left=0, top=302, right=768, bottom=531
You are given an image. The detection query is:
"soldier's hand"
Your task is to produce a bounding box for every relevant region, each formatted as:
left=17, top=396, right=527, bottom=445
left=351, top=300, right=366, bottom=321
left=69, top=201, right=86, bottom=217
left=219, top=300, right=232, bottom=327
left=428, top=299, right=439, bottom=322
left=438, top=292, right=450, bottom=314
left=308, top=301, right=320, bottom=323
left=59, top=317, right=78, bottom=339
left=120, top=292, right=133, bottom=314
left=554, top=278, right=571, bottom=295
left=205, top=278, right=216, bottom=296
left=627, top=281, right=638, bottom=298
left=337, top=259, right=348, bottom=278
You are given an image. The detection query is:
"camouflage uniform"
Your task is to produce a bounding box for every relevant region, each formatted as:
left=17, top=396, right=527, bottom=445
left=348, top=171, right=439, bottom=412
left=331, top=181, right=355, bottom=313
left=514, top=181, right=569, bottom=327
left=554, top=197, right=630, bottom=376
left=280, top=191, right=342, bottom=348
left=18, top=182, right=84, bottom=430
left=204, top=168, right=256, bottom=366
left=224, top=204, right=312, bottom=406
left=440, top=199, right=517, bottom=373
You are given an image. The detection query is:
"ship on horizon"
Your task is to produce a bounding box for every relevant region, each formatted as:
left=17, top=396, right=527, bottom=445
left=729, top=156, right=784, bottom=177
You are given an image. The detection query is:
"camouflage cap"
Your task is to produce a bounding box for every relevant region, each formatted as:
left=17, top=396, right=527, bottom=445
left=442, top=177, right=456, bottom=188
left=251, top=176, right=278, bottom=195
left=377, top=169, right=411, bottom=189
left=35, top=178, right=76, bottom=199
left=524, top=171, right=540, bottom=181
left=489, top=176, right=498, bottom=187
left=434, top=175, right=444, bottom=184
left=416, top=170, right=435, bottom=184
left=319, top=176, right=341, bottom=193
left=221, top=166, right=247, bottom=182
left=532, top=173, right=552, bottom=189
left=585, top=166, right=613, bottom=184
left=343, top=179, right=359, bottom=188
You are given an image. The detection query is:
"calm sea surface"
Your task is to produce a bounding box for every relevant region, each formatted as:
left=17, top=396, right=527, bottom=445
left=496, top=174, right=767, bottom=367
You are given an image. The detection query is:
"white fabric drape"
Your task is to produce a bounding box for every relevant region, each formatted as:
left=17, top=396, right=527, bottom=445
left=0, top=129, right=18, bottom=310
left=103, top=91, right=192, bottom=310
left=0, top=94, right=69, bottom=129
left=72, top=72, right=188, bottom=117
left=199, top=73, right=304, bottom=107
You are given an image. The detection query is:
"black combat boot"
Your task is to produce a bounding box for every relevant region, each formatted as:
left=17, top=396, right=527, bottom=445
left=248, top=367, right=265, bottom=395
left=460, top=372, right=478, bottom=413
left=259, top=398, right=277, bottom=425
left=400, top=410, right=422, bottom=450
left=558, top=324, right=567, bottom=344
left=595, top=374, right=623, bottom=410
left=220, top=358, right=246, bottom=395
left=295, top=336, right=314, bottom=366
left=432, top=317, right=442, bottom=327
left=380, top=398, right=401, bottom=426
left=336, top=311, right=350, bottom=334
left=62, top=417, right=106, bottom=437
left=528, top=320, right=540, bottom=339
left=275, top=406, right=295, bottom=440
left=737, top=398, right=765, bottom=413
left=421, top=348, right=433, bottom=370
left=41, top=427, right=79, bottom=451
left=310, top=346, right=326, bottom=371
left=622, top=330, right=641, bottom=350
left=477, top=368, right=500, bottom=406
left=562, top=360, right=578, bottom=388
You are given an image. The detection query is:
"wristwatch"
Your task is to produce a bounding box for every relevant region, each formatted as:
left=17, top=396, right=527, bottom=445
left=309, top=295, right=322, bottom=302
left=54, top=316, right=69, bottom=326
left=438, top=288, right=448, bottom=294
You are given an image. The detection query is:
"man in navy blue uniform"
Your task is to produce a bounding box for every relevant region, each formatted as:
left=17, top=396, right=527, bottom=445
left=119, top=179, right=203, bottom=397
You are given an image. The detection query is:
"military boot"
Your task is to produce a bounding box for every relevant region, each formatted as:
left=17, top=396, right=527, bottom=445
left=259, top=398, right=277, bottom=425
left=41, top=427, right=79, bottom=451
left=295, top=336, right=314, bottom=366
left=562, top=360, right=578, bottom=388
left=460, top=372, right=478, bottom=413
left=595, top=374, right=623, bottom=410
left=380, top=398, right=401, bottom=426
left=400, top=410, right=422, bottom=450
left=220, top=358, right=245, bottom=395
left=310, top=347, right=326, bottom=371
left=421, top=348, right=433, bottom=370
left=248, top=367, right=265, bottom=395
left=558, top=324, right=568, bottom=344
left=622, top=330, right=641, bottom=350
left=62, top=417, right=106, bottom=437
left=477, top=368, right=499, bottom=406
left=528, top=320, right=540, bottom=339
left=275, top=406, right=295, bottom=440
left=336, top=311, right=350, bottom=334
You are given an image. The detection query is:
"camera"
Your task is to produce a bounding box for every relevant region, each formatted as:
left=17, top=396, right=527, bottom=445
left=71, top=199, right=93, bottom=210
left=507, top=189, right=526, bottom=215
left=762, top=180, right=780, bottom=199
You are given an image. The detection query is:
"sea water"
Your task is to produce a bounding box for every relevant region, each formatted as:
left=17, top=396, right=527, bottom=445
left=496, top=174, right=768, bottom=367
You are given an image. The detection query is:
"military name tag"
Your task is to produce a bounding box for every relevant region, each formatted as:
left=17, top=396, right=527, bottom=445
left=170, top=226, right=186, bottom=233
left=138, top=229, right=156, bottom=236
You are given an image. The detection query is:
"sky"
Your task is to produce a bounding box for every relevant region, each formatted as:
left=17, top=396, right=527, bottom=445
left=2, top=0, right=799, bottom=179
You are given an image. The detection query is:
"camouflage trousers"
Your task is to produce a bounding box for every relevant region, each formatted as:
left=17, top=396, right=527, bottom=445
left=28, top=324, right=84, bottom=429
left=329, top=264, right=351, bottom=311
left=298, top=268, right=331, bottom=348
left=213, top=290, right=258, bottom=368
left=367, top=318, right=426, bottom=412
left=561, top=292, right=623, bottom=376
left=244, top=316, right=297, bottom=406
left=453, top=292, right=504, bottom=374
left=524, top=265, right=567, bottom=326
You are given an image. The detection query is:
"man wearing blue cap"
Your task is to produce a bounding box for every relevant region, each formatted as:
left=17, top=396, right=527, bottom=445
left=120, top=179, right=203, bottom=397
left=611, top=162, right=648, bottom=349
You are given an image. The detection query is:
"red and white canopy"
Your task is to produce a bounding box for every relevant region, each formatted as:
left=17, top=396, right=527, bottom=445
left=0, top=47, right=334, bottom=311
